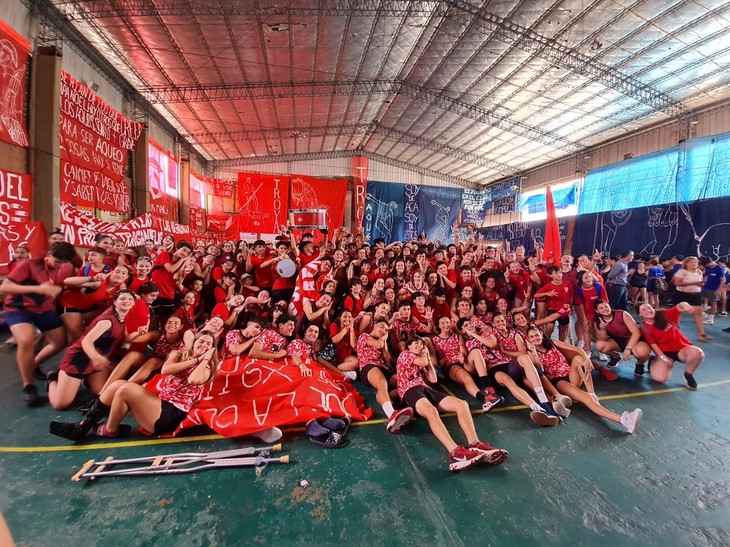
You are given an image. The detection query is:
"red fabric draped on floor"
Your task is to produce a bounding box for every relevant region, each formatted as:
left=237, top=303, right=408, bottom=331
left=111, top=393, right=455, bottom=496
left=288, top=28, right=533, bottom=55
left=147, top=356, right=373, bottom=438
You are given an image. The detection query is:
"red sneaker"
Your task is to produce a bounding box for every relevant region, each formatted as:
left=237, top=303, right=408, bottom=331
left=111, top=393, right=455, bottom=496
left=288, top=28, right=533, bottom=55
left=598, top=366, right=618, bottom=382
left=481, top=387, right=504, bottom=412
left=386, top=407, right=414, bottom=434
left=448, top=446, right=485, bottom=472
left=469, top=441, right=509, bottom=465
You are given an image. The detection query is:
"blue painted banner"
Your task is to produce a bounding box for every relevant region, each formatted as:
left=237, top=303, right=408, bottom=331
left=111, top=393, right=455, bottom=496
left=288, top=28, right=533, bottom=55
left=461, top=188, right=490, bottom=224
left=417, top=185, right=462, bottom=243
left=477, top=219, right=568, bottom=251
left=362, top=181, right=404, bottom=243
left=518, top=182, right=578, bottom=214
left=572, top=195, right=730, bottom=260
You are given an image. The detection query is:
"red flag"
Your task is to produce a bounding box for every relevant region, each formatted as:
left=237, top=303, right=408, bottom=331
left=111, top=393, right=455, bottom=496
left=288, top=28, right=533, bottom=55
left=288, top=259, right=321, bottom=317
left=543, top=186, right=561, bottom=266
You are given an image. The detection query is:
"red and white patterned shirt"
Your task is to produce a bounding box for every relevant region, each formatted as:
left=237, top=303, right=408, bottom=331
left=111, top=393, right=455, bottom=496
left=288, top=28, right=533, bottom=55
left=287, top=338, right=315, bottom=359
left=396, top=350, right=427, bottom=399
left=357, top=333, right=386, bottom=370
left=256, top=329, right=289, bottom=353
left=494, top=329, right=522, bottom=353
left=157, top=362, right=205, bottom=413
left=432, top=333, right=462, bottom=364
left=220, top=330, right=251, bottom=361
left=536, top=347, right=570, bottom=379
left=466, top=330, right=511, bottom=366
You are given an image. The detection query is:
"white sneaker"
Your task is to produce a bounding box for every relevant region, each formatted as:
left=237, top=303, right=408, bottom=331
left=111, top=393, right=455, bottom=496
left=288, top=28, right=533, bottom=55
left=553, top=394, right=573, bottom=408
left=552, top=401, right=571, bottom=418
left=702, top=317, right=714, bottom=325
left=342, top=370, right=358, bottom=380
left=702, top=312, right=709, bottom=320
left=576, top=340, right=585, bottom=349
left=251, top=427, right=283, bottom=443
left=620, top=408, right=643, bottom=434
left=598, top=352, right=610, bottom=362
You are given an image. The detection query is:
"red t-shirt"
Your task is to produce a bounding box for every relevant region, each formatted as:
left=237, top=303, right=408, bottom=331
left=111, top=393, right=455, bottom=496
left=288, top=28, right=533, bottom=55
left=211, top=302, right=230, bottom=321
left=127, top=275, right=150, bottom=295
left=639, top=306, right=692, bottom=353
left=330, top=323, right=355, bottom=361
left=125, top=299, right=150, bottom=336
left=150, top=252, right=177, bottom=299
left=575, top=284, right=603, bottom=320
left=535, top=281, right=574, bottom=312
left=4, top=258, right=73, bottom=313
left=251, top=253, right=275, bottom=288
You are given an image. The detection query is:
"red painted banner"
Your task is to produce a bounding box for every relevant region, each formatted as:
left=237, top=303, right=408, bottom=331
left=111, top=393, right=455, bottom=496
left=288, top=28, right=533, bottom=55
left=0, top=21, right=30, bottom=147
left=206, top=213, right=230, bottom=233
left=60, top=202, right=224, bottom=248
left=236, top=172, right=290, bottom=234
left=0, top=221, right=46, bottom=275
left=353, top=156, right=368, bottom=231
left=59, top=71, right=142, bottom=214
left=148, top=139, right=178, bottom=220
left=205, top=177, right=235, bottom=199
left=0, top=168, right=37, bottom=273
left=148, top=355, right=372, bottom=438
left=189, top=169, right=205, bottom=232
left=290, top=174, right=347, bottom=238
left=288, top=259, right=321, bottom=317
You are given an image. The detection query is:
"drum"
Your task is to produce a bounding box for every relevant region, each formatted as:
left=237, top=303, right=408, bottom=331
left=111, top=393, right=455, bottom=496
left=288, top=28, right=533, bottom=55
left=288, top=209, right=328, bottom=230
left=276, top=258, right=297, bottom=278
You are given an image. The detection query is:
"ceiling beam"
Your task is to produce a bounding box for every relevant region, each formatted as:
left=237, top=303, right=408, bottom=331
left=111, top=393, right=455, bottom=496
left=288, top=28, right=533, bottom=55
left=447, top=0, right=692, bottom=119
left=210, top=149, right=481, bottom=189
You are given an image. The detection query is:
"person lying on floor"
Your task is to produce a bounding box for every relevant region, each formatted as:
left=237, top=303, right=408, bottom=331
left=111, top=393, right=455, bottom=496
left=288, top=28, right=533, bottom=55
left=396, top=336, right=509, bottom=472
left=49, top=330, right=219, bottom=440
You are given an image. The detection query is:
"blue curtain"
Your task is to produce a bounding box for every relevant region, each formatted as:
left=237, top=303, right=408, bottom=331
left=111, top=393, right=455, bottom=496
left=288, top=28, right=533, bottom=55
left=362, top=181, right=404, bottom=243
left=518, top=182, right=578, bottom=214
left=579, top=148, right=679, bottom=214
left=677, top=132, right=730, bottom=202
left=416, top=185, right=463, bottom=243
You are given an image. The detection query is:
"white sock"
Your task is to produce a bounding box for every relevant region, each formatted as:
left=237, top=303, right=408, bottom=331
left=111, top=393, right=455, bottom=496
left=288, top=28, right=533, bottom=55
left=383, top=401, right=395, bottom=418
left=534, top=387, right=548, bottom=404
left=529, top=403, right=541, bottom=411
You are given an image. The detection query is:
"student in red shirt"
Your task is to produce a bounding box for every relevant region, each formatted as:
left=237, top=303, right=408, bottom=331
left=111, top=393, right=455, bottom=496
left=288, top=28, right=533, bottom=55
left=1, top=242, right=77, bottom=405
left=150, top=240, right=194, bottom=327
left=128, top=256, right=153, bottom=294
left=534, top=266, right=575, bottom=341
left=638, top=302, right=704, bottom=389
left=246, top=239, right=277, bottom=291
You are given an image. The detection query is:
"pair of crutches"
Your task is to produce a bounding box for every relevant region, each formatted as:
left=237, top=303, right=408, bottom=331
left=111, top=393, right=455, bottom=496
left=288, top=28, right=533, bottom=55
left=71, top=444, right=289, bottom=482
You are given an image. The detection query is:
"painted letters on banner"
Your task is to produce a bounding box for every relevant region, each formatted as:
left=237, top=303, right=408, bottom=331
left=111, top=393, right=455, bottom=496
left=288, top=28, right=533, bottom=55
left=60, top=202, right=224, bottom=248
left=148, top=139, right=179, bottom=221
left=59, top=71, right=142, bottom=214
left=402, top=184, right=420, bottom=241
left=205, top=177, right=235, bottom=199
left=0, top=21, right=30, bottom=147
left=290, top=174, right=347, bottom=238
left=0, top=168, right=36, bottom=273
left=461, top=188, right=490, bottom=225
left=236, top=172, right=290, bottom=234
left=353, top=156, right=369, bottom=231
left=147, top=355, right=372, bottom=438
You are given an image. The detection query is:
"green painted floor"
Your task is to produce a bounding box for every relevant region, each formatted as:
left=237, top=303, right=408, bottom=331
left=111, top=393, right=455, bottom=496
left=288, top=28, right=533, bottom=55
left=1, top=316, right=729, bottom=547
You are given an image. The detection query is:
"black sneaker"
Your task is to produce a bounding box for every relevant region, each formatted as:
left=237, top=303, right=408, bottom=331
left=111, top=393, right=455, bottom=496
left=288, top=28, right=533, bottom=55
left=684, top=372, right=698, bottom=390
left=634, top=363, right=645, bottom=377
left=607, top=357, right=620, bottom=369
left=33, top=367, right=47, bottom=381
left=22, top=385, right=40, bottom=406
left=723, top=326, right=730, bottom=333
left=46, top=370, right=59, bottom=392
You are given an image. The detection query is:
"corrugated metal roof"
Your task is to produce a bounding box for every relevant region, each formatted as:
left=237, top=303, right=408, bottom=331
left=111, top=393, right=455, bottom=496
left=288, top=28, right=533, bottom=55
left=45, top=0, right=730, bottom=187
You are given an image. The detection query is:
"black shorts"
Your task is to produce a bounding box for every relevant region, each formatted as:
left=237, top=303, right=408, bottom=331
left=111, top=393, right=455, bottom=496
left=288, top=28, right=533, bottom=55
left=4, top=310, right=63, bottom=332
left=676, top=292, right=702, bottom=306
left=402, top=385, right=448, bottom=411
left=549, top=375, right=570, bottom=387
left=360, top=364, right=393, bottom=388
left=613, top=336, right=630, bottom=351
left=153, top=401, right=188, bottom=436
left=150, top=297, right=176, bottom=315
left=547, top=312, right=570, bottom=325
left=488, top=358, right=524, bottom=384
left=441, top=362, right=461, bottom=378
left=662, top=350, right=683, bottom=363
left=271, top=289, right=295, bottom=303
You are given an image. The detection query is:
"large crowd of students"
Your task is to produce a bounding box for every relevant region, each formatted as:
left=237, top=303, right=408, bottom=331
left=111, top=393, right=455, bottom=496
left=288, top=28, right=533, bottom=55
left=2, top=222, right=727, bottom=471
